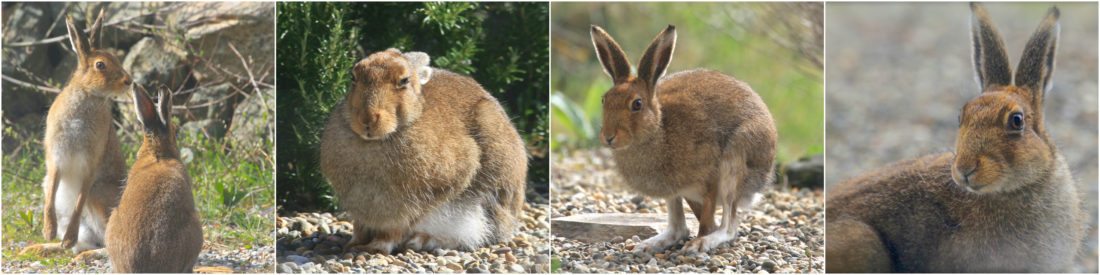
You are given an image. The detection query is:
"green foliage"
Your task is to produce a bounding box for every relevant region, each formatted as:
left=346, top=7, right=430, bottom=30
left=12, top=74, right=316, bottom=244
left=277, top=2, right=549, bottom=212
left=551, top=3, right=824, bottom=164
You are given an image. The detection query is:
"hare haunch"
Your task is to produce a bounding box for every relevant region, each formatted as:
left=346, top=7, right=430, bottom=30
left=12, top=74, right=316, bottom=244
left=826, top=4, right=1084, bottom=272
left=320, top=49, right=527, bottom=254
left=590, top=25, right=778, bottom=253
left=24, top=9, right=130, bottom=257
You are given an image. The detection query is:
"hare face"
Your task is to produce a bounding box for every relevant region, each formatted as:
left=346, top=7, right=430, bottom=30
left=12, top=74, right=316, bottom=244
left=75, top=51, right=131, bottom=97
left=346, top=50, right=426, bottom=141
left=953, top=88, right=1052, bottom=194
left=600, top=80, right=661, bottom=150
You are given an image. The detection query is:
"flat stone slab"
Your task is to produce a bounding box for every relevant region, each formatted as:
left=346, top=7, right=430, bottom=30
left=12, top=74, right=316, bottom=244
left=552, top=213, right=699, bottom=243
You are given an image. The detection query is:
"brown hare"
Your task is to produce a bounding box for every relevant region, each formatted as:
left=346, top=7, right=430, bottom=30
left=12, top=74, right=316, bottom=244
left=22, top=9, right=130, bottom=258
left=105, top=85, right=203, bottom=272
left=319, top=49, right=527, bottom=254
left=589, top=25, right=778, bottom=253
left=826, top=4, right=1084, bottom=272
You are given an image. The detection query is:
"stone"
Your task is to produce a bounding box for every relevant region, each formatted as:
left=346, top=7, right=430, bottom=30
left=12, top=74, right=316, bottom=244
left=551, top=213, right=699, bottom=243
left=784, top=154, right=823, bottom=189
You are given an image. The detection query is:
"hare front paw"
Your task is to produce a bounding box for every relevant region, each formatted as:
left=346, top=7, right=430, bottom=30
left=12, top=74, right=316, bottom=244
left=347, top=239, right=399, bottom=255
left=20, top=243, right=64, bottom=257
left=633, top=228, right=690, bottom=253
left=682, top=230, right=737, bottom=253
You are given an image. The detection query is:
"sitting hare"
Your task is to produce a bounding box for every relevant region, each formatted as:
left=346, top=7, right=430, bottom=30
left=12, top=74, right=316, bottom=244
left=320, top=49, right=527, bottom=254
left=106, top=86, right=203, bottom=272
left=826, top=4, right=1084, bottom=272
left=589, top=25, right=777, bottom=252
left=22, top=9, right=129, bottom=257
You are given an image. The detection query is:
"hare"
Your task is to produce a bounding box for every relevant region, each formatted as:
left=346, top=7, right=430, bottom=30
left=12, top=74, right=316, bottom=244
left=319, top=49, right=527, bottom=254
left=105, top=85, right=203, bottom=272
left=825, top=4, right=1084, bottom=272
left=589, top=25, right=777, bottom=253
left=22, top=9, right=130, bottom=258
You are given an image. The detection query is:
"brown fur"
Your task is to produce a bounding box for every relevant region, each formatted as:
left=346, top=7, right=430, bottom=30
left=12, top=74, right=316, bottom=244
left=106, top=86, right=202, bottom=273
left=590, top=25, right=777, bottom=252
left=826, top=4, right=1084, bottom=272
left=320, top=49, right=527, bottom=254
left=30, top=9, right=130, bottom=255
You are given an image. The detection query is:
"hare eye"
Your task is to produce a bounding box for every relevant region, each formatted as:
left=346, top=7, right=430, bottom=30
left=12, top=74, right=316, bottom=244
left=1008, top=112, right=1025, bottom=131
left=630, top=99, right=643, bottom=112
left=95, top=61, right=105, bottom=70
left=398, top=77, right=410, bottom=88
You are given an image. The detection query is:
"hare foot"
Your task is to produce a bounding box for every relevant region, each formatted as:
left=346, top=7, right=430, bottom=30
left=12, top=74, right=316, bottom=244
left=20, top=242, right=65, bottom=257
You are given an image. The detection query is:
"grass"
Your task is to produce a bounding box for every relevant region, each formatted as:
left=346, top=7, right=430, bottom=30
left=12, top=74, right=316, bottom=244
left=1, top=123, right=274, bottom=268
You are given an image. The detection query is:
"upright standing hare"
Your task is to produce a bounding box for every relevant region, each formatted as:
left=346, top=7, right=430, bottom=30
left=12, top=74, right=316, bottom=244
left=826, top=4, right=1084, bottom=272
left=320, top=49, right=527, bottom=254
left=590, top=25, right=778, bottom=252
left=106, top=86, right=203, bottom=273
left=22, top=9, right=130, bottom=257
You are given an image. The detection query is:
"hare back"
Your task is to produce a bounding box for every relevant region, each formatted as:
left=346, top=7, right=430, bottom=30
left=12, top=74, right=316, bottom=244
left=827, top=153, right=1082, bottom=272
left=108, top=159, right=202, bottom=273
left=613, top=69, right=776, bottom=198
left=321, top=70, right=513, bottom=229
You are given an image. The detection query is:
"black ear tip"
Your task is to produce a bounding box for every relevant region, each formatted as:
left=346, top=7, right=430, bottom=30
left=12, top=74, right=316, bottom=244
left=591, top=25, right=602, bottom=34
left=666, top=24, right=676, bottom=31
left=1049, top=6, right=1060, bottom=19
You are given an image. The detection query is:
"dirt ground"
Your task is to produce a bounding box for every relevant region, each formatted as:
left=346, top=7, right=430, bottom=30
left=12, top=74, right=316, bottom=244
left=825, top=3, right=1098, bottom=272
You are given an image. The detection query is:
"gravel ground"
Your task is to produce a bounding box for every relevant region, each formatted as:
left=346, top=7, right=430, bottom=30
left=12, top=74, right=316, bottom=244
left=275, top=200, right=551, bottom=273
left=826, top=3, right=1098, bottom=272
left=551, top=149, right=825, bottom=273
left=0, top=244, right=273, bottom=273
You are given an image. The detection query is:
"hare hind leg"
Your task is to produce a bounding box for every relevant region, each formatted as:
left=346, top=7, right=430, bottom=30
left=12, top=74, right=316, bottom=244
left=634, top=197, right=691, bottom=253
left=825, top=219, right=892, bottom=273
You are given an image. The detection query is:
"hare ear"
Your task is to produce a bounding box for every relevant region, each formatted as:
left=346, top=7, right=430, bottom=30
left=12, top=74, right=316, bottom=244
left=590, top=25, right=632, bottom=84
left=157, top=86, right=173, bottom=127
left=970, top=3, right=1013, bottom=92
left=1015, top=6, right=1059, bottom=101
left=87, top=8, right=105, bottom=49
left=403, top=52, right=433, bottom=85
left=132, top=85, right=162, bottom=133
left=637, top=25, right=676, bottom=90
left=65, top=15, right=91, bottom=63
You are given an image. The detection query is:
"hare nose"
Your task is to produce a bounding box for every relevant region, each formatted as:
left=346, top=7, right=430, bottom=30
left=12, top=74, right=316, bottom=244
left=372, top=113, right=381, bottom=123
left=124, top=79, right=133, bottom=85
left=604, top=135, right=616, bottom=146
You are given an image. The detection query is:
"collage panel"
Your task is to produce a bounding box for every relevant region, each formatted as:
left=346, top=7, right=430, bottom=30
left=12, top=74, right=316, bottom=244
left=1, top=2, right=275, bottom=273
left=273, top=2, right=550, bottom=274
left=549, top=2, right=824, bottom=273
left=825, top=2, right=1098, bottom=273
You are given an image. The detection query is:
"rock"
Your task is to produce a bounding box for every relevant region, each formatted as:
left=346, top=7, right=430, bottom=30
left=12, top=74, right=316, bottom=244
left=509, top=264, right=525, bottom=273
left=227, top=88, right=273, bottom=161
left=122, top=37, right=191, bottom=92
left=551, top=213, right=699, bottom=243
left=277, top=262, right=298, bottom=273
left=286, top=255, right=310, bottom=265
left=785, top=154, right=823, bottom=189
left=762, top=260, right=778, bottom=273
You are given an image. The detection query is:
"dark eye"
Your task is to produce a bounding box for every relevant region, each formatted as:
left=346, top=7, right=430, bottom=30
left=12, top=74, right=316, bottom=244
left=1008, top=112, right=1025, bottom=131
left=95, top=61, right=105, bottom=70
left=398, top=77, right=410, bottom=88
left=630, top=99, right=643, bottom=112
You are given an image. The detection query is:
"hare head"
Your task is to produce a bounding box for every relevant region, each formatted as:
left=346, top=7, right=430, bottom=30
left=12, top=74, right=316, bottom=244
left=66, top=9, right=132, bottom=97
left=131, top=85, right=178, bottom=159
left=953, top=4, right=1060, bottom=194
left=590, top=25, right=676, bottom=150
left=345, top=49, right=433, bottom=141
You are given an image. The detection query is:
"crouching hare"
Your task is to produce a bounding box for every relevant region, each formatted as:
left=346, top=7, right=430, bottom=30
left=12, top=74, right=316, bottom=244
left=106, top=86, right=203, bottom=272
left=590, top=25, right=778, bottom=253
left=320, top=49, right=527, bottom=254
left=22, top=10, right=129, bottom=258
left=826, top=4, right=1084, bottom=272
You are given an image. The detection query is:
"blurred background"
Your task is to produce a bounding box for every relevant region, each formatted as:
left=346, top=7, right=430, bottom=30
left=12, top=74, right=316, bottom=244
left=550, top=3, right=824, bottom=273
left=1, top=2, right=274, bottom=272
left=826, top=2, right=1098, bottom=272
left=276, top=2, right=548, bottom=213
